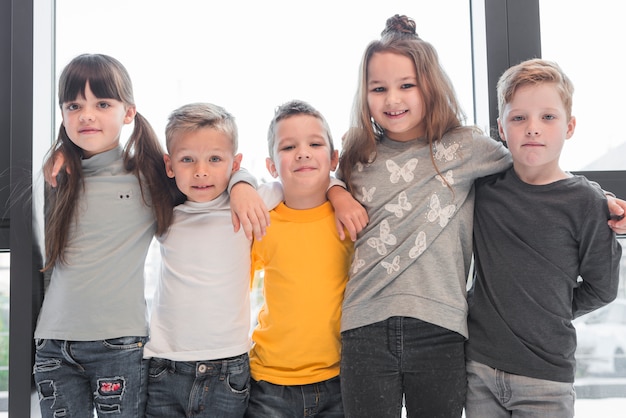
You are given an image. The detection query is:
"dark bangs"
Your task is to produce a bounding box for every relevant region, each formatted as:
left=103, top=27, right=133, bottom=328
left=58, top=54, right=132, bottom=106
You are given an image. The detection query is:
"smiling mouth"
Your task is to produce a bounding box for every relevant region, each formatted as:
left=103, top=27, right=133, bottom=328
left=385, top=110, right=407, bottom=117
left=192, top=185, right=213, bottom=189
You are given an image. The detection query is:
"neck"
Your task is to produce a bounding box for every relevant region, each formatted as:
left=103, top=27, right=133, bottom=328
left=283, top=190, right=328, bottom=210
left=514, top=165, right=569, bottom=185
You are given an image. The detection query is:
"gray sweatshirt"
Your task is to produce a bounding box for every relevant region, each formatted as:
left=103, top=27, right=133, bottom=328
left=341, top=129, right=511, bottom=338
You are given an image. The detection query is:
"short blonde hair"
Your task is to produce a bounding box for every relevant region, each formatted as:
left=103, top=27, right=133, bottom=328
left=497, top=58, right=574, bottom=119
left=165, top=102, right=238, bottom=153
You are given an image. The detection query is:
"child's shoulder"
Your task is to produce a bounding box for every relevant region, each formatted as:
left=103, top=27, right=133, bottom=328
left=569, top=174, right=609, bottom=201
left=443, top=127, right=501, bottom=150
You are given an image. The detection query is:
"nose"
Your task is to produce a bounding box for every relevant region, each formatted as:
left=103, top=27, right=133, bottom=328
left=385, top=89, right=400, bottom=105
left=526, top=119, right=540, bottom=136
left=296, top=148, right=311, bottom=160
left=194, top=162, right=209, bottom=177
left=78, top=109, right=95, bottom=122
left=526, top=127, right=540, bottom=136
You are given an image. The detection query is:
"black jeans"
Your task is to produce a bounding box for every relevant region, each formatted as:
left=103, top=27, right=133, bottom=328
left=340, top=316, right=466, bottom=418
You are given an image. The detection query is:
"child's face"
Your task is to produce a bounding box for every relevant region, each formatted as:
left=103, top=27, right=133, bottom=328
left=164, top=127, right=242, bottom=203
left=366, top=51, right=426, bottom=142
left=61, top=81, right=135, bottom=158
left=498, top=83, right=575, bottom=178
left=266, top=114, right=338, bottom=209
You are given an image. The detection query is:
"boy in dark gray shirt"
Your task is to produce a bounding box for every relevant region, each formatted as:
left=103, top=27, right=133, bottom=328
left=465, top=58, right=622, bottom=418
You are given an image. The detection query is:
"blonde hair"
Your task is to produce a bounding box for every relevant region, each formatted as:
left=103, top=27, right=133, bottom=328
left=339, top=15, right=468, bottom=191
left=165, top=102, right=238, bottom=153
left=497, top=58, right=574, bottom=120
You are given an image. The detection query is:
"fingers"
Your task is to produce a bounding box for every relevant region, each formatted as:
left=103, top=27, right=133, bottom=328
left=335, top=218, right=346, bottom=241
left=609, top=215, right=626, bottom=235
left=235, top=206, right=270, bottom=241
left=337, top=208, right=369, bottom=242
left=231, top=213, right=242, bottom=234
left=44, top=151, right=69, bottom=188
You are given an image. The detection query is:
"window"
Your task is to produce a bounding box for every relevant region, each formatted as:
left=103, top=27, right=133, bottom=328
left=540, top=0, right=626, bottom=171
left=540, top=1, right=626, bottom=411
left=54, top=0, right=474, bottom=180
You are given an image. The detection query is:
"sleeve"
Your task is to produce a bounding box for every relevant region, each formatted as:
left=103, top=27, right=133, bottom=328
left=471, top=133, right=513, bottom=179
left=572, top=192, right=622, bottom=318
left=328, top=176, right=347, bottom=190
left=228, top=167, right=258, bottom=192
left=257, top=181, right=284, bottom=210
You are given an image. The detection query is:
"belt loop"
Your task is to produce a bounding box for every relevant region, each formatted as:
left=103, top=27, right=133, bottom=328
left=219, top=359, right=228, bottom=381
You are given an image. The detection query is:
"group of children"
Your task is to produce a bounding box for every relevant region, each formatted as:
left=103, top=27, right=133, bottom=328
left=33, top=13, right=624, bottom=418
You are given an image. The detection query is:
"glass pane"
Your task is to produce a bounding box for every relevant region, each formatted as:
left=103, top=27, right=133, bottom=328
left=54, top=0, right=474, bottom=181
left=0, top=252, right=8, bottom=413
left=54, top=4, right=472, bottom=418
left=542, top=0, right=626, bottom=411
left=573, top=235, right=626, bottom=413
left=540, top=0, right=626, bottom=171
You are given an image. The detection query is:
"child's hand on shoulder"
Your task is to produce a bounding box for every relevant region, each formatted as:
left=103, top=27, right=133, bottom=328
left=230, top=182, right=270, bottom=241
left=327, top=185, right=368, bottom=241
left=44, top=149, right=69, bottom=188
left=607, top=195, right=626, bottom=234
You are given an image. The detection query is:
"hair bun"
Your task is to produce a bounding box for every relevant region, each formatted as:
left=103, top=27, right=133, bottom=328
left=381, top=14, right=418, bottom=38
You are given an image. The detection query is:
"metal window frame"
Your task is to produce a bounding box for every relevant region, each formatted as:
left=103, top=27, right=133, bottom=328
left=4, top=0, right=46, bottom=416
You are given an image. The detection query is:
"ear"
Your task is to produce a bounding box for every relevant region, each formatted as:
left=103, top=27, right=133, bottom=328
left=330, top=149, right=339, bottom=171
left=232, top=153, right=243, bottom=173
left=565, top=116, right=576, bottom=140
left=163, top=154, right=175, bottom=178
left=124, top=106, right=137, bottom=125
left=497, top=118, right=507, bottom=143
left=266, top=157, right=279, bottom=178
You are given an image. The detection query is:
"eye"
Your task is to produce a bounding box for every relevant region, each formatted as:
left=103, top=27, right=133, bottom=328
left=181, top=156, right=193, bottom=163
left=370, top=86, right=385, bottom=93
left=209, top=156, right=222, bottom=162
left=401, top=83, right=416, bottom=89
left=543, top=114, right=556, bottom=120
left=511, top=115, right=525, bottom=122
left=280, top=145, right=295, bottom=151
left=97, top=101, right=111, bottom=109
left=65, top=103, right=79, bottom=111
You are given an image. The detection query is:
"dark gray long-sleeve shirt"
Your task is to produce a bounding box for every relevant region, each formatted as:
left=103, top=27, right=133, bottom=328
left=466, top=168, right=622, bottom=382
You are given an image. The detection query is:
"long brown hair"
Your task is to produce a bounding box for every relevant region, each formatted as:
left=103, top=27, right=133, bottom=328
left=42, top=54, right=173, bottom=271
left=339, top=15, right=470, bottom=192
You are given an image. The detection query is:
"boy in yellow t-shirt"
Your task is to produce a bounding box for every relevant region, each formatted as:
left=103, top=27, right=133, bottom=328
left=246, top=100, right=354, bottom=417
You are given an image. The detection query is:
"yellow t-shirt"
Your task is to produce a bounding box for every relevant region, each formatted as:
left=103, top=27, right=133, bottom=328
left=250, top=201, right=354, bottom=385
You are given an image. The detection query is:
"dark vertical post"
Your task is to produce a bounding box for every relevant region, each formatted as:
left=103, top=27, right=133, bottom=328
left=480, top=0, right=541, bottom=137
left=8, top=0, right=44, bottom=415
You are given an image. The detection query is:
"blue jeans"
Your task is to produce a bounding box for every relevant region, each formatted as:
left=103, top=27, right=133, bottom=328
left=465, top=360, right=576, bottom=418
left=245, top=376, right=343, bottom=418
left=340, top=316, right=466, bottom=418
left=33, top=337, right=148, bottom=418
left=146, top=354, right=250, bottom=418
